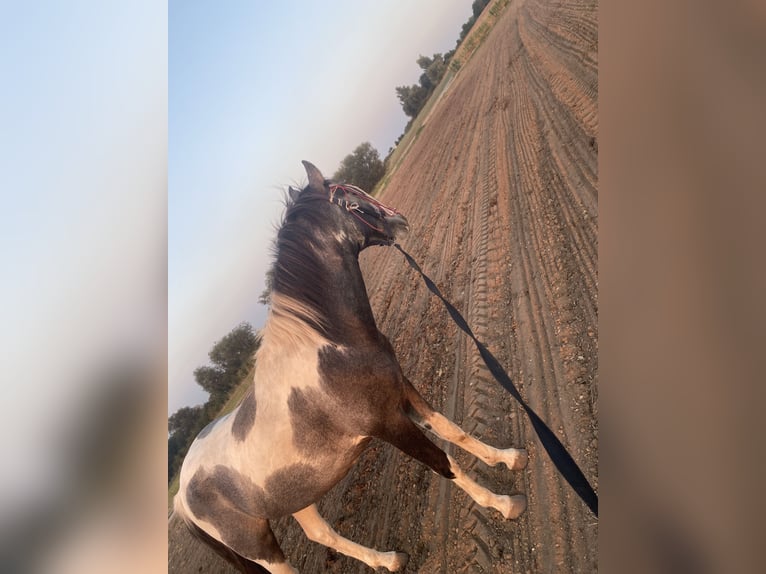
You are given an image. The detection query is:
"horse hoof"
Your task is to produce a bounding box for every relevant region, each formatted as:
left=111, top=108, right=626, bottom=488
left=502, top=448, right=528, bottom=470
left=383, top=551, right=409, bottom=572
left=498, top=494, right=527, bottom=520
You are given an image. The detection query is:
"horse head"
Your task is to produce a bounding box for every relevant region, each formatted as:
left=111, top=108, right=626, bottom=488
left=299, top=160, right=409, bottom=248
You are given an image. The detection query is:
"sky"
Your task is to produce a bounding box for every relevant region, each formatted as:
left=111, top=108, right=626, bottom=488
left=168, top=0, right=474, bottom=415
left=0, top=0, right=472, bottom=522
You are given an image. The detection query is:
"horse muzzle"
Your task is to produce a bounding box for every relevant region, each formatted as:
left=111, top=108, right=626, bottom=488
left=384, top=213, right=409, bottom=241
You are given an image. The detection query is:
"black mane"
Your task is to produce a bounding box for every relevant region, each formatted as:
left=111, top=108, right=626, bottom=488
left=267, top=183, right=373, bottom=342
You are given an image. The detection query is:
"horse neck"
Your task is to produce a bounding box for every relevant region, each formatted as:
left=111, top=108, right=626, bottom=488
left=272, top=233, right=379, bottom=345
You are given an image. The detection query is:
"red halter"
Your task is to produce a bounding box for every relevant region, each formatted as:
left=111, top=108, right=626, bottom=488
left=327, top=184, right=402, bottom=234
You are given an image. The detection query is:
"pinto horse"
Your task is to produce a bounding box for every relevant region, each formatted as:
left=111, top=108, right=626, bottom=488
left=174, top=161, right=528, bottom=573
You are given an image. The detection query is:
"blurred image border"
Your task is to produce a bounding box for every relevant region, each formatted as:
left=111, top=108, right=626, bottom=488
left=2, top=0, right=764, bottom=572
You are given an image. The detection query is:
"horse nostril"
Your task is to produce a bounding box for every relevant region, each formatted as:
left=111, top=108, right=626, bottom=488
left=392, top=214, right=408, bottom=227
left=387, top=215, right=409, bottom=237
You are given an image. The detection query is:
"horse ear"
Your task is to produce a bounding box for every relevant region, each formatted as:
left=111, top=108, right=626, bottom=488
left=288, top=186, right=301, bottom=203
left=302, top=160, right=326, bottom=193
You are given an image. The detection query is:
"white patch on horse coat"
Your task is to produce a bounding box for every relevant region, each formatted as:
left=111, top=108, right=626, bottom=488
left=177, top=292, right=343, bottom=529
left=263, top=293, right=331, bottom=351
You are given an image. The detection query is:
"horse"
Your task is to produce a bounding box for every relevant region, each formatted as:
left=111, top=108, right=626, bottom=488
left=174, top=161, right=528, bottom=573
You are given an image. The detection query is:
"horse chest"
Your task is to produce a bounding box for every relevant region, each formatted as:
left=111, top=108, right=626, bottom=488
left=185, top=341, right=366, bottom=485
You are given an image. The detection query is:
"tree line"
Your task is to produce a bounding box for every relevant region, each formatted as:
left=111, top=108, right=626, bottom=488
left=168, top=322, right=259, bottom=482
left=292, top=0, right=492, bottom=201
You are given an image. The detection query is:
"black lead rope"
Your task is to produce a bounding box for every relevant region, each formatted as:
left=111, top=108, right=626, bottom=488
left=394, top=243, right=598, bottom=517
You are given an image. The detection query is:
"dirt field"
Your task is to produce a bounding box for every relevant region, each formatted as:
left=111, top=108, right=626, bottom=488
left=169, top=0, right=598, bottom=571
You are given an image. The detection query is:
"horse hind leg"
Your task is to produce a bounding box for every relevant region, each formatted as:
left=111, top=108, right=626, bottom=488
left=184, top=519, right=281, bottom=573
left=221, top=515, right=297, bottom=574
left=403, top=377, right=528, bottom=470
left=183, top=511, right=297, bottom=574
left=292, top=504, right=409, bottom=572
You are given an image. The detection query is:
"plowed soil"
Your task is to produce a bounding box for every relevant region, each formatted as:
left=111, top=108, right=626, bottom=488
left=169, top=0, right=598, bottom=571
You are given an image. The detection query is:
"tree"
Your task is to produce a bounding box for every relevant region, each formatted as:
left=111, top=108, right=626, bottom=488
left=168, top=414, right=207, bottom=480
left=168, top=405, right=207, bottom=481
left=193, top=365, right=231, bottom=398
left=395, top=85, right=429, bottom=119
left=395, top=53, right=450, bottom=120
left=459, top=0, right=491, bottom=42
left=208, top=322, right=259, bottom=379
left=259, top=266, right=275, bottom=307
left=417, top=53, right=447, bottom=88
left=167, top=322, right=260, bottom=483
left=168, top=405, right=205, bottom=436
left=472, top=0, right=490, bottom=19
left=168, top=433, right=184, bottom=481
left=333, top=142, right=385, bottom=193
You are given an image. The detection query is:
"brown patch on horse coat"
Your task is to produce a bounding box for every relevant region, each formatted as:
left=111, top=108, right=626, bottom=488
left=184, top=517, right=273, bottom=573
left=287, top=387, right=344, bottom=454
left=186, top=466, right=285, bottom=563
left=232, top=386, right=257, bottom=442
left=316, top=344, right=455, bottom=479
left=316, top=342, right=405, bottom=431
left=187, top=462, right=346, bottom=526
left=263, top=463, right=331, bottom=516
left=287, top=386, right=372, bottom=481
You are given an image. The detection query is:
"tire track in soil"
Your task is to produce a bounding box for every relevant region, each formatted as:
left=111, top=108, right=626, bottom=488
left=516, top=19, right=598, bottom=330
left=451, top=114, right=517, bottom=574
left=453, top=124, right=499, bottom=574
left=427, top=94, right=481, bottom=574
left=168, top=1, right=598, bottom=572
left=498, top=4, right=596, bottom=572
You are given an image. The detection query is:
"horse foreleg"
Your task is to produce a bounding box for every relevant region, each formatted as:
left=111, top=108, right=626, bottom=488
left=379, top=412, right=527, bottom=520
left=446, top=453, right=527, bottom=519
left=292, top=504, right=408, bottom=572
left=402, top=377, right=528, bottom=470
